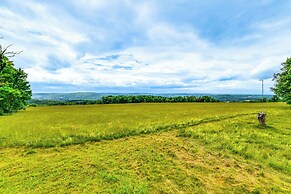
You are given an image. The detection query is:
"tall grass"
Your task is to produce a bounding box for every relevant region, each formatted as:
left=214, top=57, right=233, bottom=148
left=179, top=106, right=291, bottom=175
left=0, top=103, right=283, bottom=147
left=0, top=102, right=290, bottom=193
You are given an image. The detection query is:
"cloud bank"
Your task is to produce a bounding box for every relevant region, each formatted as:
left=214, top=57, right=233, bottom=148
left=1, top=0, right=291, bottom=94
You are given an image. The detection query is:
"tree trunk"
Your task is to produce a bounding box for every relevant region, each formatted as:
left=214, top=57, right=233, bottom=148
left=257, top=113, right=266, bottom=125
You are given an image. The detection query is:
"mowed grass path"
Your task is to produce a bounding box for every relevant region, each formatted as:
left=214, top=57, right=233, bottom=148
left=0, top=103, right=290, bottom=193
left=0, top=103, right=280, bottom=147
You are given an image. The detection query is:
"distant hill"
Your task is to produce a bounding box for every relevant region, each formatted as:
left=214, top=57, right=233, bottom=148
left=32, top=92, right=273, bottom=102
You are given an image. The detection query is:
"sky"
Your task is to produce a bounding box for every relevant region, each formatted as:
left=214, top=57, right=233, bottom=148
left=1, top=0, right=291, bottom=94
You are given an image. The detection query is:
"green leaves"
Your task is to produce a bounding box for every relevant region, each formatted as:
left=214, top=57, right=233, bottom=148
left=272, top=58, right=291, bottom=104
left=0, top=50, right=31, bottom=115
left=0, top=86, right=22, bottom=114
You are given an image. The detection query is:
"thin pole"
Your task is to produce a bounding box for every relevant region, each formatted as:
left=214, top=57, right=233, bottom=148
left=259, top=79, right=264, bottom=113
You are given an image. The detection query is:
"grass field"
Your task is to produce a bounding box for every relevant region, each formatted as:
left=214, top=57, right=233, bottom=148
left=0, top=103, right=290, bottom=193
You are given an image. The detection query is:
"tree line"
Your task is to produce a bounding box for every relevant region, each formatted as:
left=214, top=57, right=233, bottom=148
left=29, top=95, right=219, bottom=106
left=100, top=95, right=219, bottom=103
left=29, top=94, right=282, bottom=106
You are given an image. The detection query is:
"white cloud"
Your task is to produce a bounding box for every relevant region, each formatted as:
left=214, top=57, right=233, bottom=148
left=1, top=0, right=291, bottom=94
left=0, top=0, right=88, bottom=68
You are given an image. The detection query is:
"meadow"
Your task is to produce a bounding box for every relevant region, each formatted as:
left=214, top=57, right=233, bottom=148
left=0, top=102, right=290, bottom=193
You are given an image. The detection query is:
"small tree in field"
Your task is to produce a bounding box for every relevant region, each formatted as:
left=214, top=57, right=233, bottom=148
left=0, top=40, right=31, bottom=115
left=271, top=58, right=291, bottom=104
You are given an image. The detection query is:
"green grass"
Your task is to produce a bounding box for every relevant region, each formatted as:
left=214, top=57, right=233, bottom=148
left=0, top=102, right=290, bottom=193
left=179, top=106, right=291, bottom=176
left=0, top=103, right=282, bottom=147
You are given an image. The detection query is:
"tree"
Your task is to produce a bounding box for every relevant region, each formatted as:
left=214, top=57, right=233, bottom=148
left=0, top=41, right=31, bottom=115
left=271, top=58, right=291, bottom=104
left=269, top=95, right=280, bottom=102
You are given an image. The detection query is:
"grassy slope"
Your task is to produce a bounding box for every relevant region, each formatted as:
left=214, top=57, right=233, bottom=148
left=0, top=103, right=290, bottom=193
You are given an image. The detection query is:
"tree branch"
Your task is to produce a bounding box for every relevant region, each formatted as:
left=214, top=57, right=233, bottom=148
left=0, top=41, right=23, bottom=58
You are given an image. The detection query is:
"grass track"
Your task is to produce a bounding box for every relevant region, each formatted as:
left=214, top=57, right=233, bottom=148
left=0, top=130, right=290, bottom=193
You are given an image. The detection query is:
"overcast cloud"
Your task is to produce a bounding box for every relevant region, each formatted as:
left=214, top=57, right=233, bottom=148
left=1, top=0, right=291, bottom=94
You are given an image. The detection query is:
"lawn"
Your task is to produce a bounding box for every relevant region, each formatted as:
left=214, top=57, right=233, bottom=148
left=0, top=103, right=290, bottom=193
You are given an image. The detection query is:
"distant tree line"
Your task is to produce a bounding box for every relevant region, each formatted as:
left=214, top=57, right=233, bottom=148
left=100, top=95, right=219, bottom=103
left=242, top=95, right=281, bottom=103
left=29, top=99, right=97, bottom=106
left=29, top=95, right=282, bottom=107
left=29, top=95, right=219, bottom=106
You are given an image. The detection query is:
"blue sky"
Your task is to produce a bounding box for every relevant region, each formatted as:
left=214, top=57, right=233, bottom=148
left=1, top=0, right=291, bottom=94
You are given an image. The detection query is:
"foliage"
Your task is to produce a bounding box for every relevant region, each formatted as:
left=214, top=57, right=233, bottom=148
left=0, top=103, right=290, bottom=193
left=100, top=95, right=219, bottom=104
left=269, top=95, right=280, bottom=102
left=29, top=99, right=98, bottom=106
left=0, top=44, right=31, bottom=115
left=29, top=95, right=219, bottom=106
left=272, top=57, right=291, bottom=104
left=29, top=95, right=282, bottom=106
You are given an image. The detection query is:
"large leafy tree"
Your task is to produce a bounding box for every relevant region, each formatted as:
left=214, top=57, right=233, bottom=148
left=0, top=41, right=31, bottom=115
left=272, top=58, right=291, bottom=104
